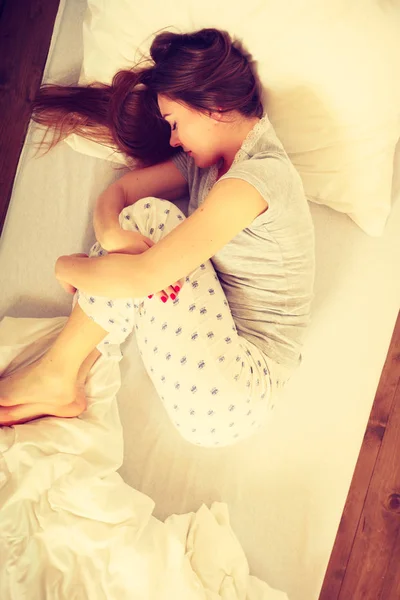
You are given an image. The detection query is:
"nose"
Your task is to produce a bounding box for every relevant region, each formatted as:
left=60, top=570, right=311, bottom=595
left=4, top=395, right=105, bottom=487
left=170, top=130, right=181, bottom=148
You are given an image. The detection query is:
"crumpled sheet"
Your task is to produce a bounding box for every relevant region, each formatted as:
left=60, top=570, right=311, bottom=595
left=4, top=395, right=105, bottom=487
left=0, top=316, right=288, bottom=600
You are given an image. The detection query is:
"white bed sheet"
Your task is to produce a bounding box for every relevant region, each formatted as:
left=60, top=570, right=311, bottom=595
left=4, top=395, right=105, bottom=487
left=0, top=317, right=287, bottom=600
left=1, top=1, right=399, bottom=599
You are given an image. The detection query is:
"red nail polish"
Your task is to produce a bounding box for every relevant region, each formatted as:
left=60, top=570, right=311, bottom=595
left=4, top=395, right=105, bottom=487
left=148, top=295, right=153, bottom=299
left=170, top=293, right=176, bottom=300
left=173, top=286, right=180, bottom=293
left=161, top=296, right=167, bottom=303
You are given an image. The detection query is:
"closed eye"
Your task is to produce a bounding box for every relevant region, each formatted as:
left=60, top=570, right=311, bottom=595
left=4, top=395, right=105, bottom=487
left=172, top=122, right=177, bottom=131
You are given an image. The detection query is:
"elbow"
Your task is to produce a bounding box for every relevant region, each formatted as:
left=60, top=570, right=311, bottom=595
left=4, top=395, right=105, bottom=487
left=55, top=255, right=69, bottom=282
left=54, top=254, right=90, bottom=288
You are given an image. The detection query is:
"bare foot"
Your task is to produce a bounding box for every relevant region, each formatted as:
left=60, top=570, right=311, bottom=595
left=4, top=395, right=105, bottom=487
left=0, top=360, right=86, bottom=426
left=0, top=359, right=77, bottom=406
left=0, top=348, right=101, bottom=427
left=0, top=388, right=86, bottom=426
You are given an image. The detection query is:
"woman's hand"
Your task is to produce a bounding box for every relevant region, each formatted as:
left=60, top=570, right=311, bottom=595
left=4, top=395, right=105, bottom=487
left=149, top=279, right=184, bottom=303
left=56, top=239, right=184, bottom=301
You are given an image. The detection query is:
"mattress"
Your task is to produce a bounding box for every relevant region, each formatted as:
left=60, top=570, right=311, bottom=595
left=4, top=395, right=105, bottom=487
left=1, top=1, right=399, bottom=599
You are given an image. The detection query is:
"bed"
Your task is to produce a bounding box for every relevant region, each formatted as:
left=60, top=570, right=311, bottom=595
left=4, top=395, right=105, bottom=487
left=1, top=1, right=399, bottom=599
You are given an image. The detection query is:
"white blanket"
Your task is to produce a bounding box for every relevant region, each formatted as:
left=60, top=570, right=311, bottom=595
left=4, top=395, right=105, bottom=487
left=0, top=316, right=287, bottom=600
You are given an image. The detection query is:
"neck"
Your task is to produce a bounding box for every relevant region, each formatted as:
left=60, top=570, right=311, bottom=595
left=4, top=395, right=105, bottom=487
left=219, top=116, right=261, bottom=175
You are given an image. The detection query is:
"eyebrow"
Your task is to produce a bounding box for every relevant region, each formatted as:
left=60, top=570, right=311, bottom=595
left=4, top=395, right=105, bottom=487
left=162, top=113, right=171, bottom=119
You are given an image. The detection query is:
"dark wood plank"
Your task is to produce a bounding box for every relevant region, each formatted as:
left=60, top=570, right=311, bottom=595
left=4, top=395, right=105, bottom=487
left=339, top=379, right=400, bottom=599
left=0, top=0, right=61, bottom=237
left=319, top=311, right=400, bottom=599
left=380, top=526, right=400, bottom=599
left=339, top=372, right=400, bottom=600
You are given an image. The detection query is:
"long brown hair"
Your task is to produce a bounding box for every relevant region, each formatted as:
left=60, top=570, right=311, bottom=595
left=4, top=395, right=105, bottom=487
left=32, top=28, right=264, bottom=167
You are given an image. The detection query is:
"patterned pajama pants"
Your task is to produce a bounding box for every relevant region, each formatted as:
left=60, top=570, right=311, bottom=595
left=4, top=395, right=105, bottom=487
left=76, top=197, right=276, bottom=447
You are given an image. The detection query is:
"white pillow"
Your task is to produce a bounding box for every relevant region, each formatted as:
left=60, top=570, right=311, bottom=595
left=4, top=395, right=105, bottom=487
left=64, top=0, right=400, bottom=236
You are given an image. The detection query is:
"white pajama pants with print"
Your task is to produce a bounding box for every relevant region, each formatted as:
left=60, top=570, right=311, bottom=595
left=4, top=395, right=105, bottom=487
left=77, top=197, right=277, bottom=448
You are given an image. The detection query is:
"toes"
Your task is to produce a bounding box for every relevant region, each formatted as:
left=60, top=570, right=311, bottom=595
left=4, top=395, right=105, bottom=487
left=0, top=403, right=44, bottom=426
left=0, top=398, right=87, bottom=427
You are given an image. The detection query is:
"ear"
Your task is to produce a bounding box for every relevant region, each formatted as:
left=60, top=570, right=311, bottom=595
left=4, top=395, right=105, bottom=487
left=209, top=108, right=224, bottom=122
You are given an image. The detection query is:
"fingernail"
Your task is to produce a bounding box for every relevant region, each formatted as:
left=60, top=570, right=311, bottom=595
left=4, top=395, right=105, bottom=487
left=173, top=286, right=180, bottom=293
left=161, top=296, right=167, bottom=303
left=170, top=293, right=176, bottom=300
left=148, top=295, right=153, bottom=299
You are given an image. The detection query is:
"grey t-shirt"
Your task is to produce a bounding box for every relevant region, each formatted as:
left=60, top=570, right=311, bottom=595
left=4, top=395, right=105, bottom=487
left=172, top=115, right=315, bottom=375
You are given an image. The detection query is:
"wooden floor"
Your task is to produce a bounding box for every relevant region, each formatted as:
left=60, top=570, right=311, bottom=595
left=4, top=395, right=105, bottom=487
left=0, top=0, right=61, bottom=236
left=319, top=313, right=400, bottom=599
left=1, top=1, right=399, bottom=598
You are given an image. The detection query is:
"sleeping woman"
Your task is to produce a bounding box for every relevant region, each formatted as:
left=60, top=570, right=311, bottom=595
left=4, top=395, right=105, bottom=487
left=0, top=28, right=315, bottom=447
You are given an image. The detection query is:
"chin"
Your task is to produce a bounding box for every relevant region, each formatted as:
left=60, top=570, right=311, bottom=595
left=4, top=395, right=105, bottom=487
left=194, top=155, right=217, bottom=169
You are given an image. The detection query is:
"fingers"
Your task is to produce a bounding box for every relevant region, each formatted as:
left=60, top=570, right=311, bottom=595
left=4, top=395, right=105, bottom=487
left=173, top=278, right=184, bottom=293
left=155, top=285, right=176, bottom=303
left=148, top=279, right=184, bottom=303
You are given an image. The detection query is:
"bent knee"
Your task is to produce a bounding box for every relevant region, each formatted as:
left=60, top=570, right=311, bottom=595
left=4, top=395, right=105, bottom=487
left=119, top=197, right=186, bottom=241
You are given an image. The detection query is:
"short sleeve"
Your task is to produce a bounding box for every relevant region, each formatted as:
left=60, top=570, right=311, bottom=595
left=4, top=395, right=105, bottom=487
left=171, top=150, right=189, bottom=182
left=218, top=153, right=293, bottom=227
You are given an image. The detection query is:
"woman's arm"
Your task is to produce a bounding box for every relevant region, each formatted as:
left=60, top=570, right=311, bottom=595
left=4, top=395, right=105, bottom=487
left=94, top=158, right=188, bottom=251
left=56, top=178, right=268, bottom=298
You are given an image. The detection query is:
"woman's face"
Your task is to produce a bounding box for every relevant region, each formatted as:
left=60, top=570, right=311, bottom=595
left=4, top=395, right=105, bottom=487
left=157, top=95, right=222, bottom=169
